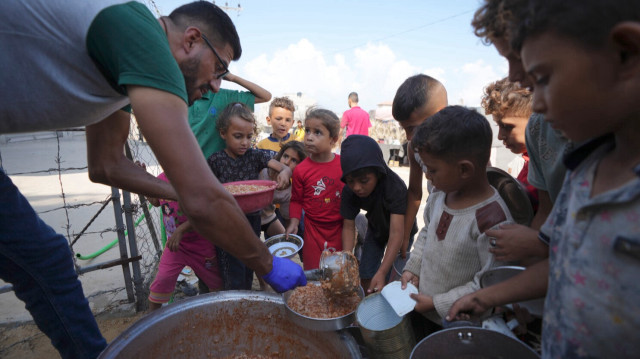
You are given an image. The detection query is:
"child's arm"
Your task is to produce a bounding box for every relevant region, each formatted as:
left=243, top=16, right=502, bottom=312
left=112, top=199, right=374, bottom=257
left=368, top=214, right=404, bottom=293
left=402, top=144, right=423, bottom=258
left=223, top=73, right=272, bottom=104
left=166, top=220, right=192, bottom=252
left=342, top=219, right=356, bottom=252
left=267, top=159, right=292, bottom=190
left=286, top=169, right=303, bottom=235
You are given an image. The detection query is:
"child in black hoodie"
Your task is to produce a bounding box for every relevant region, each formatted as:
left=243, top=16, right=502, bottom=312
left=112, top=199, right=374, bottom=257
left=340, top=135, right=418, bottom=294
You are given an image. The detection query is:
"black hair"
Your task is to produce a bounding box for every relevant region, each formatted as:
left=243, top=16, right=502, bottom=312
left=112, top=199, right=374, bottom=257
left=348, top=92, right=359, bottom=103
left=216, top=102, right=256, bottom=134
left=304, top=107, right=341, bottom=138
left=169, top=1, right=242, bottom=60
left=392, top=74, right=446, bottom=122
left=511, top=0, right=640, bottom=51
left=344, top=166, right=380, bottom=180
left=411, top=106, right=493, bottom=167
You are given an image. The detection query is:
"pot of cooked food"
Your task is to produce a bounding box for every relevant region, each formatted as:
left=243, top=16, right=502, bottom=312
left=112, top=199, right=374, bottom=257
left=99, top=291, right=362, bottom=358
left=283, top=281, right=364, bottom=332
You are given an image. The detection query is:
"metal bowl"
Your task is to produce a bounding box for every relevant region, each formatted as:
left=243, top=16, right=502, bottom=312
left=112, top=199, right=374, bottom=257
left=283, top=282, right=365, bottom=331
left=265, top=233, right=304, bottom=258
left=99, top=291, right=361, bottom=358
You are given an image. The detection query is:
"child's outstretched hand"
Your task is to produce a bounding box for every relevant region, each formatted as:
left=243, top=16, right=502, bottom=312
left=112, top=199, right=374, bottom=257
left=285, top=218, right=299, bottom=236
left=410, top=293, right=434, bottom=314
left=400, top=270, right=419, bottom=290
left=368, top=271, right=387, bottom=294
left=275, top=167, right=292, bottom=190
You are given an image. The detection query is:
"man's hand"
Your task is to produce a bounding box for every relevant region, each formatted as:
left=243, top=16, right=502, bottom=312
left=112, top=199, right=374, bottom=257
left=262, top=256, right=306, bottom=293
left=486, top=223, right=547, bottom=262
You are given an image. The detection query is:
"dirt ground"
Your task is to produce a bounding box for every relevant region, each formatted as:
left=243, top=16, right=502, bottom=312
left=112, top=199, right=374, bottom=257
left=0, top=269, right=277, bottom=358
left=0, top=311, right=145, bottom=359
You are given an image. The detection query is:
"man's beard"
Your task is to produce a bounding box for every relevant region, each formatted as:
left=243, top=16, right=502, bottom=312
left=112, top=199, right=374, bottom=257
left=179, top=57, right=210, bottom=106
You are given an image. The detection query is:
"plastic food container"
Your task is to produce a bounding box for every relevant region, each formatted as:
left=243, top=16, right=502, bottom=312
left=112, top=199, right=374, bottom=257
left=265, top=234, right=304, bottom=258
left=222, top=180, right=276, bottom=214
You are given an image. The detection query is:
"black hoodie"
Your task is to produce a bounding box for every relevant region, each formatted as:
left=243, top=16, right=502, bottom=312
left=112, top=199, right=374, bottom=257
left=340, top=135, right=418, bottom=245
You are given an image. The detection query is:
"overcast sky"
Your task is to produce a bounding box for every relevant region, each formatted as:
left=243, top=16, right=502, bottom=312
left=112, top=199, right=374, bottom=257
left=145, top=0, right=507, bottom=115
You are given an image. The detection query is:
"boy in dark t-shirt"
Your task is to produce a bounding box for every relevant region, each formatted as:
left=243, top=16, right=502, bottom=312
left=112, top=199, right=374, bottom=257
left=340, top=135, right=418, bottom=294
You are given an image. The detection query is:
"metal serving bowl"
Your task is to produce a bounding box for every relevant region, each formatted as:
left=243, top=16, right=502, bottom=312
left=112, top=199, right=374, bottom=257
left=99, top=291, right=361, bottom=358
left=264, top=233, right=304, bottom=259
left=283, top=281, right=365, bottom=332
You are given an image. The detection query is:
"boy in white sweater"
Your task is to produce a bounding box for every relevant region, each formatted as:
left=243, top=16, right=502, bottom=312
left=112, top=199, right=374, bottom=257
left=401, top=105, right=513, bottom=330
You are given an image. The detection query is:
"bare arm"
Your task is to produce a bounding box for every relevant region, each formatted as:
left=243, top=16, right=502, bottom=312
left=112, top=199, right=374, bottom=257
left=126, top=86, right=273, bottom=275
left=86, top=110, right=177, bottom=201
left=368, top=214, right=405, bottom=293
left=402, top=145, right=423, bottom=257
left=223, top=73, right=271, bottom=104
left=446, top=258, right=549, bottom=321
left=530, top=190, right=552, bottom=230
left=267, top=158, right=292, bottom=189
left=342, top=218, right=356, bottom=252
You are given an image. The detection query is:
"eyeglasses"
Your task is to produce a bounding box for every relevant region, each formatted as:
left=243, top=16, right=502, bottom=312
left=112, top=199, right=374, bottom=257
left=201, top=34, right=229, bottom=79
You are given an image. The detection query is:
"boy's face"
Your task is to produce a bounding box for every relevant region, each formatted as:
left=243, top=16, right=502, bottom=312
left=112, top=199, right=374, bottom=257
left=345, top=172, right=378, bottom=198
left=418, top=152, right=462, bottom=193
left=400, top=104, right=437, bottom=141
left=522, top=32, right=618, bottom=143
left=493, top=37, right=532, bottom=89
left=496, top=115, right=528, bottom=154
left=280, top=148, right=302, bottom=171
left=267, top=107, right=294, bottom=140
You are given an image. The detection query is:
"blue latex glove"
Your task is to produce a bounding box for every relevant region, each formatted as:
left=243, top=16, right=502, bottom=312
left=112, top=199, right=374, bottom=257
left=262, top=256, right=306, bottom=293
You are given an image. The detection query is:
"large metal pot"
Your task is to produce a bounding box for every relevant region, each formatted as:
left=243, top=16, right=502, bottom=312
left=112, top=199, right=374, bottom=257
left=99, top=291, right=361, bottom=358
left=410, top=326, right=540, bottom=358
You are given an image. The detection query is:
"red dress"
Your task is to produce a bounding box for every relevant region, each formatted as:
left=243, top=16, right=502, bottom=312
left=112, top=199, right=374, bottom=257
left=290, top=155, right=344, bottom=270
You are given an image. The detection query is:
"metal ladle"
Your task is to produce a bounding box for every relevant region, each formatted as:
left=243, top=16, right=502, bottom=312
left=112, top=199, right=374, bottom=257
left=304, top=247, right=359, bottom=297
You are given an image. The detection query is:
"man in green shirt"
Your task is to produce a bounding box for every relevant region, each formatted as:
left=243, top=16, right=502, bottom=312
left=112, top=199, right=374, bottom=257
left=0, top=2, right=304, bottom=358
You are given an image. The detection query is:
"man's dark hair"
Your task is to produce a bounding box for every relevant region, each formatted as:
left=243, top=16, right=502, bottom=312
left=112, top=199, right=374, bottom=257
left=348, top=92, right=359, bottom=103
left=512, top=0, right=640, bottom=51
left=411, top=106, right=492, bottom=167
left=169, top=1, right=242, bottom=60
left=392, top=74, right=444, bottom=122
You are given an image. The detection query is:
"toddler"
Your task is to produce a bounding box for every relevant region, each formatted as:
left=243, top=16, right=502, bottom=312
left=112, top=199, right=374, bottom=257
left=147, top=172, right=223, bottom=311
left=286, top=108, right=344, bottom=270
left=401, top=106, right=513, bottom=330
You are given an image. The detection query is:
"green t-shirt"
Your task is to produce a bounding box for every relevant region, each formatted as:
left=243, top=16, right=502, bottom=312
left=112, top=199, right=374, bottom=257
left=188, top=89, right=255, bottom=159
left=87, top=1, right=187, bottom=106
